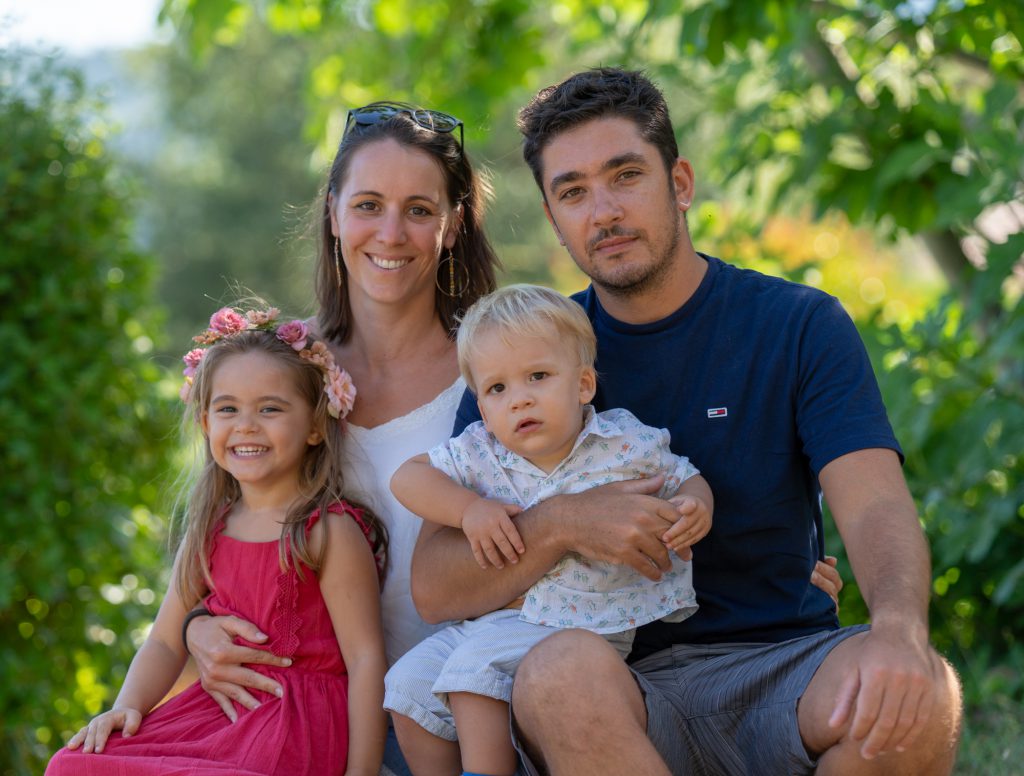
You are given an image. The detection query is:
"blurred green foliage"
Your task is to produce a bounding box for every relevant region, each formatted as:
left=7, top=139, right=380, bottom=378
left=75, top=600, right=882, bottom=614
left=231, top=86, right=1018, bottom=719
left=843, top=238, right=1024, bottom=704
left=2, top=0, right=1021, bottom=772
left=0, top=52, right=174, bottom=773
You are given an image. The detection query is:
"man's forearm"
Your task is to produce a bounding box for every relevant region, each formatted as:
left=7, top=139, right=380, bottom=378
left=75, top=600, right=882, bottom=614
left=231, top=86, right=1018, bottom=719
left=847, top=504, right=931, bottom=630
left=822, top=449, right=931, bottom=631
left=411, top=499, right=568, bottom=622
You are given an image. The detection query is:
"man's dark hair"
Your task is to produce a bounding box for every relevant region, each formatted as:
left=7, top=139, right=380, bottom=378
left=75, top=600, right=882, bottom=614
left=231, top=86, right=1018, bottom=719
left=517, top=67, right=679, bottom=193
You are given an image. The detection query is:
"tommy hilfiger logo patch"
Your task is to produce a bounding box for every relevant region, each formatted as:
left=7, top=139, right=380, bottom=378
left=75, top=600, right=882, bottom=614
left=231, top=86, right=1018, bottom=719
left=707, top=407, right=728, bottom=418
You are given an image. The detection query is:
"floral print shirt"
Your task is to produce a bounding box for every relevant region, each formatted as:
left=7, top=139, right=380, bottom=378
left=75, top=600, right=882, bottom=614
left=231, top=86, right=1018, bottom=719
left=428, top=406, right=700, bottom=634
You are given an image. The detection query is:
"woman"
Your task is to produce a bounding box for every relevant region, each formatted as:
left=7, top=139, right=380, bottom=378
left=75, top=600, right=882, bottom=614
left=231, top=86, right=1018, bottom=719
left=185, top=103, right=497, bottom=775
left=183, top=101, right=842, bottom=775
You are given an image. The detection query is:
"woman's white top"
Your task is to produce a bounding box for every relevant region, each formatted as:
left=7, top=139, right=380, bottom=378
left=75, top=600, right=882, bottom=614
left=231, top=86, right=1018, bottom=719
left=340, top=377, right=465, bottom=666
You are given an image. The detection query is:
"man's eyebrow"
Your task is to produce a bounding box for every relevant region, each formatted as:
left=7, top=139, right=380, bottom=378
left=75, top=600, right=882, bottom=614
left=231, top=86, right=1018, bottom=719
left=547, top=152, right=649, bottom=193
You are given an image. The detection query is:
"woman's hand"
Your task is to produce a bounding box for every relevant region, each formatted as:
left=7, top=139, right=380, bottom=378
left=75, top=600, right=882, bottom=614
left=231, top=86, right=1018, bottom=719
left=186, top=613, right=291, bottom=721
left=66, top=708, right=142, bottom=753
left=812, top=555, right=844, bottom=611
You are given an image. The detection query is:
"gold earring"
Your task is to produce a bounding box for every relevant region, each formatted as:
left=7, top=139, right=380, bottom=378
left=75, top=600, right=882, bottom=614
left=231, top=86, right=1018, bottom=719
left=334, top=237, right=343, bottom=289
left=435, top=250, right=469, bottom=298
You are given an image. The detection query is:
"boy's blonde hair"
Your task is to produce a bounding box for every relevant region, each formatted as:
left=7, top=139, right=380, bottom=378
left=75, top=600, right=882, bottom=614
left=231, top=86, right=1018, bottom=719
left=456, top=284, right=597, bottom=393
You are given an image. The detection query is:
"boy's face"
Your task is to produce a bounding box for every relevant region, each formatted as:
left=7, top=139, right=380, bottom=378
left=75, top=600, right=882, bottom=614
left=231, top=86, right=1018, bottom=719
left=472, top=327, right=596, bottom=473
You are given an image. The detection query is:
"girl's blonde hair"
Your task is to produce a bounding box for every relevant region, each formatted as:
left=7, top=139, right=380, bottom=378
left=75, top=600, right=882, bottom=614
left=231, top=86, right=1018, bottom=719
left=173, top=328, right=386, bottom=609
left=456, top=284, right=597, bottom=394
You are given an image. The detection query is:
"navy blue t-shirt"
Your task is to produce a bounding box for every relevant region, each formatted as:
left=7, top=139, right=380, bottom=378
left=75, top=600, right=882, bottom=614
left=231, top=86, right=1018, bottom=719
left=454, top=255, right=901, bottom=660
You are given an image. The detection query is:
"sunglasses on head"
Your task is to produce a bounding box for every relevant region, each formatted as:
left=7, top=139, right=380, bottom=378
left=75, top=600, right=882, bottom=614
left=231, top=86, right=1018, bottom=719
left=344, top=103, right=464, bottom=151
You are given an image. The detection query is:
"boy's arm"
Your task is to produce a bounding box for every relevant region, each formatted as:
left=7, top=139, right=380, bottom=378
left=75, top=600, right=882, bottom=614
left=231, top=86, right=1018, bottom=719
left=319, top=512, right=388, bottom=776
left=392, top=454, right=525, bottom=568
left=390, top=454, right=482, bottom=529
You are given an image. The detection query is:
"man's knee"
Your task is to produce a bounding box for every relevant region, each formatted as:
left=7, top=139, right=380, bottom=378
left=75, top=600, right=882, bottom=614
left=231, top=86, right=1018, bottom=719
left=514, top=630, right=621, bottom=708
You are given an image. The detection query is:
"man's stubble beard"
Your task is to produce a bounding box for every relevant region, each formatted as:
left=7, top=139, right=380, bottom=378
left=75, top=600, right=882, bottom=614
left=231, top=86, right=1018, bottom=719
left=581, top=201, right=684, bottom=300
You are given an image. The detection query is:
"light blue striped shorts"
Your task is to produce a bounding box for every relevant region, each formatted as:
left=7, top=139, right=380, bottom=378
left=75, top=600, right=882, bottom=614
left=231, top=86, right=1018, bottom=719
left=384, top=608, right=633, bottom=741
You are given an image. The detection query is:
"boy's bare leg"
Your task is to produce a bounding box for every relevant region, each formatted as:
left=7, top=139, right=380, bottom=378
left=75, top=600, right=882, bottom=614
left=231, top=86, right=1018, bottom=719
left=391, top=712, right=462, bottom=776
left=511, top=630, right=671, bottom=776
left=449, top=692, right=519, bottom=776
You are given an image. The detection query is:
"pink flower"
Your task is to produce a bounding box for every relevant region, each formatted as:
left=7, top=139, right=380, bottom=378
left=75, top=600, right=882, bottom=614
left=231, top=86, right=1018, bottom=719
left=208, top=307, right=246, bottom=336
left=325, top=367, right=357, bottom=419
left=301, top=340, right=332, bottom=369
left=182, top=348, right=206, bottom=378
left=276, top=320, right=309, bottom=351
left=246, top=308, right=280, bottom=326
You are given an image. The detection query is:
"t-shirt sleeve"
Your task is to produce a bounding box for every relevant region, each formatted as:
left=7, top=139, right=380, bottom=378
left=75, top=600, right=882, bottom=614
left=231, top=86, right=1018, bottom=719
left=656, top=429, right=700, bottom=499
left=425, top=437, right=468, bottom=486
left=452, top=387, right=481, bottom=436
left=796, top=296, right=902, bottom=475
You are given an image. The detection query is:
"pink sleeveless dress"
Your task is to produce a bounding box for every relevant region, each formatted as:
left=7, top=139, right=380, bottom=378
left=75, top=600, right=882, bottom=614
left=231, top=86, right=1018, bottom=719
left=46, top=502, right=378, bottom=776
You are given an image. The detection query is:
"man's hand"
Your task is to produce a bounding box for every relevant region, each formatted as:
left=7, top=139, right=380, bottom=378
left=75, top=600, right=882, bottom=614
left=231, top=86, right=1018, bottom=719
left=66, top=707, right=142, bottom=753
left=462, top=498, right=525, bottom=569
left=828, top=623, right=938, bottom=760
left=186, top=614, right=291, bottom=721
left=558, top=475, right=680, bottom=580
left=662, top=495, right=711, bottom=560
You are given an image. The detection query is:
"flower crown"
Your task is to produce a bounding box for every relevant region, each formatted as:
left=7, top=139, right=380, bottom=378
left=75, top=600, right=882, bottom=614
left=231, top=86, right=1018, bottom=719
left=180, top=307, right=356, bottom=419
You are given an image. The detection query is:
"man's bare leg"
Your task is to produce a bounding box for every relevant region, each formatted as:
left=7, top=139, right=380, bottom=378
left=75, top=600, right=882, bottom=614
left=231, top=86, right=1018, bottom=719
left=391, top=712, right=462, bottom=776
left=799, top=632, right=963, bottom=775
left=511, top=630, right=671, bottom=776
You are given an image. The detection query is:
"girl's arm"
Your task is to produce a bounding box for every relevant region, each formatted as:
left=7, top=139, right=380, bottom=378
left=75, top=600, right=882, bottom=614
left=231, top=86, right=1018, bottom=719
left=392, top=454, right=524, bottom=568
left=66, top=546, right=193, bottom=753
left=317, top=511, right=388, bottom=776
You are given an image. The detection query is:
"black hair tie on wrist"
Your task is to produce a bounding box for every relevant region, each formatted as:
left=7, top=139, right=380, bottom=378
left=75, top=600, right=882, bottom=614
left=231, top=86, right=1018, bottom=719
left=181, top=607, right=213, bottom=655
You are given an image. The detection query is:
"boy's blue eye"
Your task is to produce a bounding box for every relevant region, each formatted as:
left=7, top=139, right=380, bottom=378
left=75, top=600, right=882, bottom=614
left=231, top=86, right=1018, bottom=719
left=487, top=383, right=505, bottom=395
left=529, top=372, right=547, bottom=381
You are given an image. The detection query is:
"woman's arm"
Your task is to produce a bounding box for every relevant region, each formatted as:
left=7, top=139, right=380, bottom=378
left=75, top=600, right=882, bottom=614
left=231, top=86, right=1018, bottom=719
left=318, top=511, right=388, bottom=776
left=66, top=548, right=192, bottom=753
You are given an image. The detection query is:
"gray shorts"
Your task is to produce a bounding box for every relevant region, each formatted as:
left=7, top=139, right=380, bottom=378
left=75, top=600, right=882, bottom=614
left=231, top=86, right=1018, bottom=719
left=514, top=624, right=869, bottom=776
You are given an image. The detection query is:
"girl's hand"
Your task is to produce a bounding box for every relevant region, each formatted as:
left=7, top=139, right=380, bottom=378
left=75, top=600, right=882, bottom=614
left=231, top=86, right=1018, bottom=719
left=66, top=708, right=142, bottom=753
left=662, top=495, right=712, bottom=559
left=462, top=498, right=525, bottom=569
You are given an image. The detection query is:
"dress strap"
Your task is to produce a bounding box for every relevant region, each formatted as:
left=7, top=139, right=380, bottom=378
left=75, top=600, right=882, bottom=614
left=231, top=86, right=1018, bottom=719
left=312, top=501, right=385, bottom=582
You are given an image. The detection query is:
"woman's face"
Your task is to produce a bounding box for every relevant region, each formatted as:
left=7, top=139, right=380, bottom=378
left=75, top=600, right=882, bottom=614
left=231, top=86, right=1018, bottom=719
left=330, top=138, right=460, bottom=312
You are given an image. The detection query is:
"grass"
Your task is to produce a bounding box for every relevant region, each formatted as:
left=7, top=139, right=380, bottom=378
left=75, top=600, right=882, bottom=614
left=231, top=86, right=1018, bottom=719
left=954, top=695, right=1024, bottom=775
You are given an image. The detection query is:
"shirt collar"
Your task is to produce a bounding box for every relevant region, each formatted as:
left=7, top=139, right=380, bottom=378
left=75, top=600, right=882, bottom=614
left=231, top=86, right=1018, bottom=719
left=493, top=405, right=622, bottom=476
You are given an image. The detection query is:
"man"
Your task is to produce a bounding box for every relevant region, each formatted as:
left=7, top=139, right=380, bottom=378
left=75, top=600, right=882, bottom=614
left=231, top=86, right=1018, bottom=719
left=411, top=67, right=962, bottom=775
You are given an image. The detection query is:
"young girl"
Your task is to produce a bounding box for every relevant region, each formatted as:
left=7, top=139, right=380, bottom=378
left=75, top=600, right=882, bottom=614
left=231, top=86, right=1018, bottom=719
left=46, top=306, right=388, bottom=776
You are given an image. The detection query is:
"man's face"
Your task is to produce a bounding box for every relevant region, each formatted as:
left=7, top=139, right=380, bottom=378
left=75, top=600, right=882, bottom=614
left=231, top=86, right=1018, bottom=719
left=539, top=117, right=694, bottom=298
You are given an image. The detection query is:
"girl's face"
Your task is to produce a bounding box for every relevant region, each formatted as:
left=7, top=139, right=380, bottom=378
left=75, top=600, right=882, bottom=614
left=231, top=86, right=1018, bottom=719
left=329, top=138, right=461, bottom=312
left=201, top=351, right=322, bottom=501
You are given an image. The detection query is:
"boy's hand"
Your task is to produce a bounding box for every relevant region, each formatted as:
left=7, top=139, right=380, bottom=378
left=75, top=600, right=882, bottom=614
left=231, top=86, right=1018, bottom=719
left=66, top=707, right=143, bottom=753
left=663, top=495, right=712, bottom=560
left=462, top=498, right=525, bottom=569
